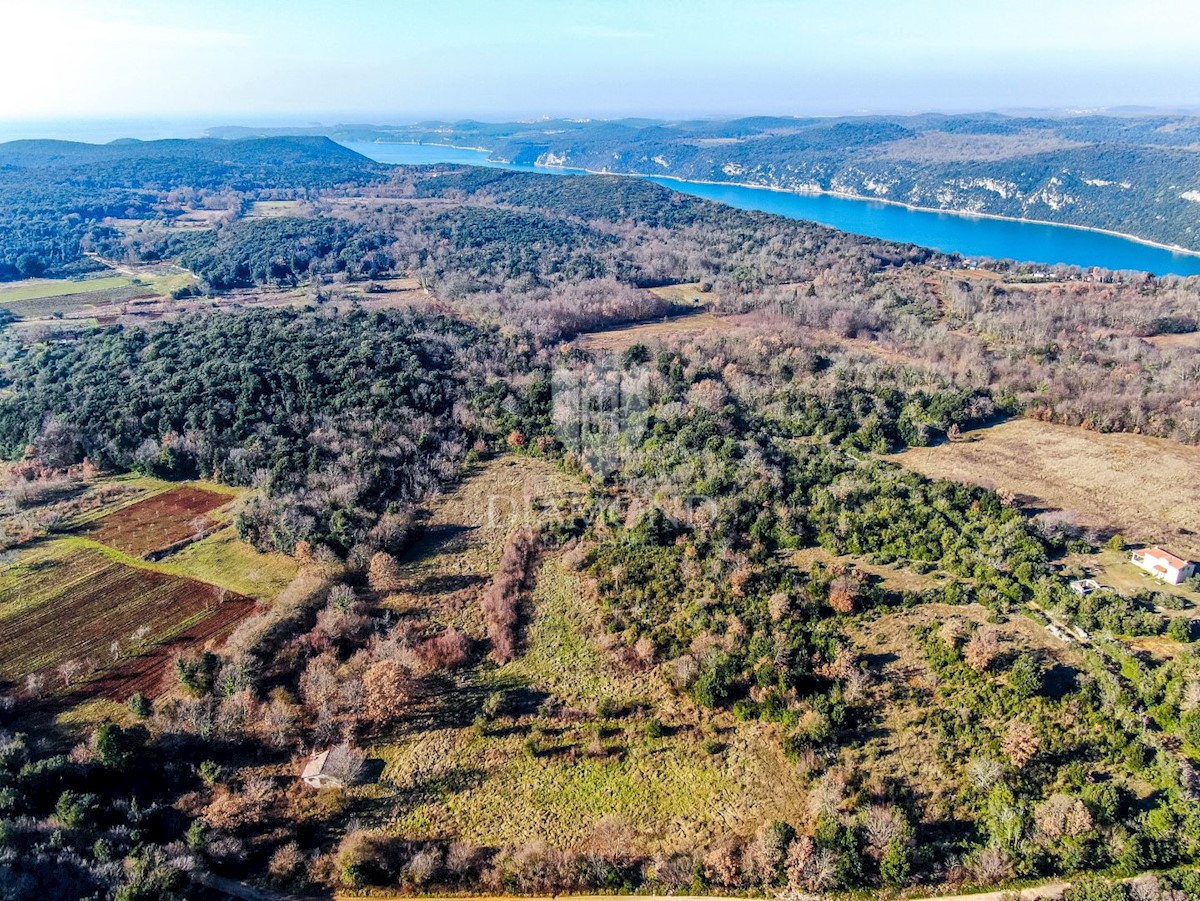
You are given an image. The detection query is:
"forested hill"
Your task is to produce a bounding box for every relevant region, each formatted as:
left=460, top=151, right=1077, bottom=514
left=0, top=135, right=386, bottom=280
left=216, top=113, right=1200, bottom=251
left=0, top=135, right=382, bottom=186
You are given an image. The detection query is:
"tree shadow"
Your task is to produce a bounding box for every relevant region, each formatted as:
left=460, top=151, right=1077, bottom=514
left=400, top=524, right=476, bottom=564
left=360, top=757, right=387, bottom=784
left=408, top=572, right=487, bottom=596
left=1041, top=663, right=1079, bottom=701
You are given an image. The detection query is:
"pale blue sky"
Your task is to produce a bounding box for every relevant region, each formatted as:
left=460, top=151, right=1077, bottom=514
left=3, top=0, right=1198, bottom=125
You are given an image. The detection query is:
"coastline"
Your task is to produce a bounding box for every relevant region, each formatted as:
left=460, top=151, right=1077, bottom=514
left=562, top=167, right=1200, bottom=260
left=360, top=141, right=1200, bottom=260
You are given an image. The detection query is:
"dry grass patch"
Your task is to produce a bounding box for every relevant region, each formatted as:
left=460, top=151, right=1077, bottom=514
left=894, top=419, right=1200, bottom=559
left=845, top=603, right=1084, bottom=818
left=646, top=281, right=717, bottom=306
left=385, top=456, right=586, bottom=629
left=577, top=311, right=741, bottom=352
left=247, top=200, right=308, bottom=218
left=790, top=545, right=952, bottom=593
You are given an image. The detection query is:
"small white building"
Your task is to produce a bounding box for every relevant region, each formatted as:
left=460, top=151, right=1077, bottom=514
left=301, top=749, right=344, bottom=789
left=1131, top=547, right=1196, bottom=585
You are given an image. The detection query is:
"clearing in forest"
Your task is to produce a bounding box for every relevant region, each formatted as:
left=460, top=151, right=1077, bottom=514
left=893, top=418, right=1200, bottom=559
left=382, top=455, right=587, bottom=641
left=0, top=270, right=194, bottom=319
left=366, top=455, right=814, bottom=853
left=577, top=310, right=739, bottom=352
left=843, top=602, right=1085, bottom=820
left=85, top=484, right=233, bottom=557
left=247, top=199, right=307, bottom=217
left=0, top=539, right=254, bottom=700
left=376, top=552, right=811, bottom=854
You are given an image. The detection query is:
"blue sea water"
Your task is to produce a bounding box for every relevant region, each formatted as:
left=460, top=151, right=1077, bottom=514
left=344, top=141, right=1200, bottom=276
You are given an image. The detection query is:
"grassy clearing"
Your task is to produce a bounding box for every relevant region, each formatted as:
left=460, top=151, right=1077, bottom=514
left=247, top=199, right=307, bottom=217
left=376, top=553, right=806, bottom=852
left=577, top=311, right=737, bottom=353
left=385, top=456, right=587, bottom=631
left=894, top=418, right=1200, bottom=559
left=500, top=559, right=667, bottom=708
left=790, top=545, right=953, bottom=594
left=0, top=270, right=195, bottom=319
left=160, top=528, right=298, bottom=599
left=647, top=281, right=717, bottom=306
left=844, top=602, right=1085, bottom=817
left=364, top=455, right=810, bottom=853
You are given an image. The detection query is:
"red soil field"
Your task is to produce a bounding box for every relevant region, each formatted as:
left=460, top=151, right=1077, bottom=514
left=86, top=485, right=231, bottom=557
left=90, top=594, right=258, bottom=700
left=0, top=546, right=254, bottom=700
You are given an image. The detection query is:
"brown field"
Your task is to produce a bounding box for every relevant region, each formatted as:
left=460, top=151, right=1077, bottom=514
left=893, top=419, right=1200, bottom=558
left=88, top=593, right=257, bottom=700
left=1146, top=331, right=1200, bottom=350
left=0, top=541, right=253, bottom=699
left=577, top=310, right=740, bottom=352
left=86, top=485, right=233, bottom=557
left=647, top=281, right=718, bottom=306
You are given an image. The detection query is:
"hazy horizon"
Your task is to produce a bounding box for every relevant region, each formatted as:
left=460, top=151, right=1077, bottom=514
left=3, top=0, right=1199, bottom=135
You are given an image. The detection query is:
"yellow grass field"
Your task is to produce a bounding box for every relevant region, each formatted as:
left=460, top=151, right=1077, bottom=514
left=577, top=310, right=732, bottom=352
left=893, top=419, right=1200, bottom=558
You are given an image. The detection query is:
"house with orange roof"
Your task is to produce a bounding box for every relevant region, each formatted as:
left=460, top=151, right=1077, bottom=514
left=1131, top=546, right=1196, bottom=585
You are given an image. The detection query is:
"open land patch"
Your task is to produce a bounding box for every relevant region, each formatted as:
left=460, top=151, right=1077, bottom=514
left=790, top=545, right=954, bottom=594
left=0, top=538, right=254, bottom=700
left=85, top=484, right=234, bottom=557
left=844, top=602, right=1086, bottom=822
left=247, top=199, right=308, bottom=217
left=385, top=455, right=587, bottom=632
left=576, top=310, right=742, bottom=352
left=0, top=268, right=194, bottom=319
left=361, top=457, right=814, bottom=853
left=893, top=418, right=1200, bottom=558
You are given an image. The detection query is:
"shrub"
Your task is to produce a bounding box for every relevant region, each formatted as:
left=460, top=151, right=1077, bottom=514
left=482, top=527, right=537, bottom=663
left=367, top=551, right=403, bottom=593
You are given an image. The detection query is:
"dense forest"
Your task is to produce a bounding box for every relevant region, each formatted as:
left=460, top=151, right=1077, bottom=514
left=0, top=138, right=1199, bottom=900
left=217, top=114, right=1200, bottom=250
left=0, top=308, right=542, bottom=557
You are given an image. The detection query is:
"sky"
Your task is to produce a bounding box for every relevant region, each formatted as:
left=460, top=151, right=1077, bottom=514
left=2, top=0, right=1199, bottom=133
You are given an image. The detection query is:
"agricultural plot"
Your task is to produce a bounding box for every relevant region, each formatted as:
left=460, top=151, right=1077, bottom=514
left=894, top=418, right=1200, bottom=559
left=0, top=540, right=253, bottom=699
left=85, top=485, right=233, bottom=557
left=0, top=270, right=194, bottom=320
